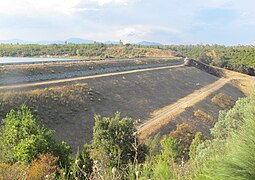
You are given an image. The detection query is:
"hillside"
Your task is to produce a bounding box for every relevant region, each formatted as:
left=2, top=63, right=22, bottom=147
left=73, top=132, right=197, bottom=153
left=0, top=57, right=181, bottom=85
left=0, top=60, right=252, bottom=152
left=0, top=44, right=174, bottom=58
left=167, top=45, right=255, bottom=75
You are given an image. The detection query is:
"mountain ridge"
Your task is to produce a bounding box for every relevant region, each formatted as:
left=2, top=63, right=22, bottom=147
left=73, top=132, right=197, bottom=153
left=0, top=38, right=162, bottom=46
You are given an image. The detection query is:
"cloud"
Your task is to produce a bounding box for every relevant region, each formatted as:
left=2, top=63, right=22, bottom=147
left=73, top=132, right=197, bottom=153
left=89, top=0, right=131, bottom=6
left=113, top=25, right=179, bottom=43
left=0, top=0, right=135, bottom=15
left=0, top=0, right=255, bottom=44
left=117, top=25, right=178, bottom=37
left=199, top=0, right=232, bottom=8
left=0, top=0, right=134, bottom=15
left=0, top=0, right=81, bottom=15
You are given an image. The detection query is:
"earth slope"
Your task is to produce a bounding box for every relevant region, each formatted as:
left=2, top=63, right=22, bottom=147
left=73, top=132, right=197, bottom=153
left=0, top=61, right=250, bottom=152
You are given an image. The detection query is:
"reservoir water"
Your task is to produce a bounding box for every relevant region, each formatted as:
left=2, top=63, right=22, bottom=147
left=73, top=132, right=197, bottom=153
left=0, top=57, right=81, bottom=65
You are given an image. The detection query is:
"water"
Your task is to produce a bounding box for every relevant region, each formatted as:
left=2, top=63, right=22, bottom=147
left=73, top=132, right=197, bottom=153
left=0, top=57, right=82, bottom=65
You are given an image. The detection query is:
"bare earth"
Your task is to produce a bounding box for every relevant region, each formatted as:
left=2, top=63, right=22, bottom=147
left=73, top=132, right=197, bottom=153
left=0, top=60, right=253, bottom=150
left=138, top=78, right=230, bottom=140
left=0, top=64, right=184, bottom=91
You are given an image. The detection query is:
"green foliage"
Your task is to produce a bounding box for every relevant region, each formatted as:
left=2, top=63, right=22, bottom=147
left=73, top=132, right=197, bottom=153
left=91, top=112, right=147, bottom=173
left=169, top=123, right=197, bottom=160
left=189, top=132, right=204, bottom=163
left=167, top=45, right=255, bottom=75
left=194, top=96, right=252, bottom=164
left=199, top=94, right=255, bottom=179
left=0, top=43, right=169, bottom=59
left=159, top=137, right=179, bottom=162
left=211, top=96, right=250, bottom=140
left=145, top=133, right=161, bottom=163
left=0, top=105, right=71, bottom=166
left=143, top=137, right=179, bottom=180
left=192, top=90, right=255, bottom=179
left=68, top=144, right=93, bottom=179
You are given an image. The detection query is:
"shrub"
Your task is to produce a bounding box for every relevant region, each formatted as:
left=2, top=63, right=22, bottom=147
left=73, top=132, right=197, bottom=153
left=90, top=112, right=148, bottom=177
left=169, top=123, right=196, bottom=160
left=67, top=144, right=93, bottom=180
left=0, top=162, right=26, bottom=180
left=199, top=96, right=255, bottom=179
left=189, top=132, right=204, bottom=163
left=27, top=153, right=59, bottom=180
left=146, top=137, right=179, bottom=180
left=194, top=109, right=214, bottom=124
left=0, top=105, right=71, bottom=166
left=211, top=93, right=234, bottom=109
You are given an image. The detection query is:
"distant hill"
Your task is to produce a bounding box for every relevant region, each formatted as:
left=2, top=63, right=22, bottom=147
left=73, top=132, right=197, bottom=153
left=0, top=39, right=35, bottom=44
left=0, top=38, right=162, bottom=46
left=65, top=38, right=94, bottom=44
left=37, top=40, right=64, bottom=45
left=104, top=41, right=120, bottom=45
left=137, top=41, right=162, bottom=46
left=0, top=38, right=94, bottom=45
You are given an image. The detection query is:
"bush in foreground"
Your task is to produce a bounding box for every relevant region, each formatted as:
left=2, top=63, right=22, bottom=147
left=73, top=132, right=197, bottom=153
left=0, top=105, right=71, bottom=166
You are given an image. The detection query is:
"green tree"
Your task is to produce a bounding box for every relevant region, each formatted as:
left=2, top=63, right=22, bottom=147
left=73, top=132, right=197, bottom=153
left=189, top=132, right=204, bottom=163
left=151, top=137, right=179, bottom=180
left=91, top=112, right=147, bottom=171
left=0, top=105, right=71, bottom=165
left=199, top=94, right=255, bottom=180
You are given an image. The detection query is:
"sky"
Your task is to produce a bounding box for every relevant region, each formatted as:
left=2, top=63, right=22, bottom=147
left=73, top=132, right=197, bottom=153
left=0, top=0, right=255, bottom=45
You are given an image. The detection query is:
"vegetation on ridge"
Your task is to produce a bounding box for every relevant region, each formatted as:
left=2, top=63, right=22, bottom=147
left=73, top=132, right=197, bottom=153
left=166, top=45, right=255, bottom=75
left=0, top=43, right=173, bottom=58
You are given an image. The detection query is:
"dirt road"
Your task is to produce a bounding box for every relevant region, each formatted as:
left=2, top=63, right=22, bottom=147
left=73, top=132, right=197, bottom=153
left=137, top=78, right=231, bottom=140
left=0, top=64, right=184, bottom=91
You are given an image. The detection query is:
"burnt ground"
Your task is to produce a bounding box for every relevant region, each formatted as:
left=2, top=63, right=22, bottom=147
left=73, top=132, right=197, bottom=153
left=0, top=65, right=221, bottom=152
left=0, top=63, right=247, bottom=153
left=154, top=82, right=245, bottom=139
left=0, top=57, right=181, bottom=85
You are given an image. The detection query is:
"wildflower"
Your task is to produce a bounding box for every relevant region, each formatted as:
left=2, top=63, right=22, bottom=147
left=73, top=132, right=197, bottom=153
left=112, top=167, right=117, bottom=174
left=75, top=159, right=80, bottom=165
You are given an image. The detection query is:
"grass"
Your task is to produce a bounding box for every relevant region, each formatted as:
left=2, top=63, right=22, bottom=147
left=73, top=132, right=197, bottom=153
left=0, top=83, right=101, bottom=127
left=211, top=93, right=234, bottom=110
left=194, top=109, right=214, bottom=125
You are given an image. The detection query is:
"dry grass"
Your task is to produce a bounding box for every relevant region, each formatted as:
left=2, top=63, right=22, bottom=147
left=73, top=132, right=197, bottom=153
left=230, top=78, right=255, bottom=96
left=0, top=57, right=180, bottom=79
left=0, top=84, right=100, bottom=130
left=0, top=83, right=103, bottom=153
left=214, top=66, right=254, bottom=94
left=194, top=109, right=214, bottom=124
left=138, top=78, right=229, bottom=140
left=0, top=154, right=59, bottom=180
left=211, top=93, right=234, bottom=110
left=169, top=123, right=197, bottom=160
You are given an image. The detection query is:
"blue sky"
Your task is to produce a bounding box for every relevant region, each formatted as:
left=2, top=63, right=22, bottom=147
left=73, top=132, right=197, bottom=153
left=0, top=0, right=255, bottom=45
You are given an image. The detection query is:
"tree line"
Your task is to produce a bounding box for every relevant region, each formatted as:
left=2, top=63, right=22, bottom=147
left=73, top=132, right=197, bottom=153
left=166, top=45, right=255, bottom=75
left=0, top=43, right=157, bottom=58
